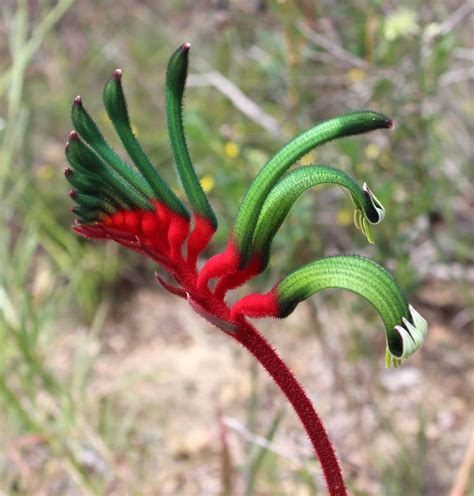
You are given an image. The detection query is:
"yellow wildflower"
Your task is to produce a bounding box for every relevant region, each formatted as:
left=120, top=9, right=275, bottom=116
left=301, top=151, right=316, bottom=166
left=347, top=68, right=366, bottom=85
left=200, top=175, right=215, bottom=193
left=224, top=141, right=239, bottom=159
left=365, top=143, right=381, bottom=160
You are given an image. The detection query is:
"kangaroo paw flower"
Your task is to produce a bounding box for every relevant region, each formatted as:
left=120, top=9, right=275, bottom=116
left=253, top=165, right=385, bottom=269
left=352, top=183, right=385, bottom=243
left=166, top=43, right=217, bottom=264
left=66, top=43, right=425, bottom=496
left=232, top=255, right=428, bottom=367
left=72, top=96, right=156, bottom=199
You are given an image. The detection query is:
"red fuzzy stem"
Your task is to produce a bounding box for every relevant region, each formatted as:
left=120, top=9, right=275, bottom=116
left=233, top=320, right=346, bottom=495
left=184, top=261, right=347, bottom=494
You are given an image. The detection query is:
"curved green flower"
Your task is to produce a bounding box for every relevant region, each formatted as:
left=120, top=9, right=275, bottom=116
left=232, top=255, right=427, bottom=368
left=165, top=43, right=217, bottom=229
left=252, top=165, right=385, bottom=270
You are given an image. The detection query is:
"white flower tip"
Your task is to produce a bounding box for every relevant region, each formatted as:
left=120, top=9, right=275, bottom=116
left=387, top=305, right=428, bottom=367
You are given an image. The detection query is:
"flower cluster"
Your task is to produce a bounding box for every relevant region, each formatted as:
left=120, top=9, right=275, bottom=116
left=65, top=43, right=427, bottom=495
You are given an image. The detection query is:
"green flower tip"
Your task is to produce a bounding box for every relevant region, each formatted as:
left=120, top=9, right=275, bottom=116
left=386, top=304, right=428, bottom=368
left=353, top=182, right=385, bottom=244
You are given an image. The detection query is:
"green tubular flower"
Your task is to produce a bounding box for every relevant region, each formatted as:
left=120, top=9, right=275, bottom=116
left=70, top=205, right=104, bottom=223
left=71, top=95, right=156, bottom=200
left=103, top=69, right=190, bottom=219
left=65, top=131, right=154, bottom=211
left=233, top=111, right=393, bottom=267
left=252, top=164, right=385, bottom=269
left=69, top=190, right=117, bottom=214
left=232, top=255, right=427, bottom=368
left=64, top=168, right=131, bottom=210
left=166, top=43, right=218, bottom=229
left=278, top=256, right=407, bottom=323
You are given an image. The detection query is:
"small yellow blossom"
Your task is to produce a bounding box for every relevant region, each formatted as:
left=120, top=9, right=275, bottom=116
left=200, top=174, right=215, bottom=193
left=347, top=68, right=366, bottom=85
left=301, top=151, right=316, bottom=166
left=224, top=141, right=239, bottom=159
left=365, top=143, right=381, bottom=160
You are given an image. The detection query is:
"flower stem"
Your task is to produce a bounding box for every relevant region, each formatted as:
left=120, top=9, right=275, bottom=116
left=234, top=319, right=347, bottom=495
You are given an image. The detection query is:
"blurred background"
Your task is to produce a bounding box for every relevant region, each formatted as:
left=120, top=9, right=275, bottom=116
left=0, top=1, right=472, bottom=494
